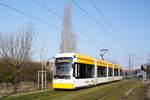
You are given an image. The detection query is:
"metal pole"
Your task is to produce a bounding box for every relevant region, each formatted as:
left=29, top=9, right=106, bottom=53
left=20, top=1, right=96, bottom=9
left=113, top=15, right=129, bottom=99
left=131, top=55, right=133, bottom=76
left=129, top=53, right=131, bottom=77
left=112, top=65, right=114, bottom=77
left=38, top=71, right=39, bottom=89
left=41, top=48, right=44, bottom=90
left=107, top=64, right=109, bottom=78
left=41, top=71, right=43, bottom=90
left=118, top=68, right=120, bottom=76
left=41, top=48, right=44, bottom=72
left=45, top=71, right=47, bottom=89
left=94, top=59, right=97, bottom=85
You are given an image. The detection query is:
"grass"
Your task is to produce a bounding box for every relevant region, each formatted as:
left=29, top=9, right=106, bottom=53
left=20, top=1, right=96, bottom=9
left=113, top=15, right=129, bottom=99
left=126, top=83, right=149, bottom=100
left=101, top=80, right=137, bottom=100
left=4, top=80, right=148, bottom=100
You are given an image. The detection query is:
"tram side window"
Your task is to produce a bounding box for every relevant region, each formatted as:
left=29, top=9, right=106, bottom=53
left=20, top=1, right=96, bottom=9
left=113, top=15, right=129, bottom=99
left=87, top=65, right=94, bottom=78
left=114, top=68, right=118, bottom=76
left=108, top=67, right=113, bottom=76
left=73, top=63, right=94, bottom=79
left=97, top=67, right=101, bottom=77
left=78, top=63, right=86, bottom=78
left=97, top=66, right=107, bottom=77
left=102, top=67, right=107, bottom=77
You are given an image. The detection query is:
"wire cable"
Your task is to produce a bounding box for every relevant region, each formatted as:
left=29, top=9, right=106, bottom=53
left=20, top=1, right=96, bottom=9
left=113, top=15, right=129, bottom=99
left=89, top=0, right=129, bottom=50
left=0, top=1, right=100, bottom=51
left=71, top=0, right=129, bottom=51
left=0, top=2, right=61, bottom=30
left=33, top=0, right=105, bottom=47
left=71, top=0, right=114, bottom=36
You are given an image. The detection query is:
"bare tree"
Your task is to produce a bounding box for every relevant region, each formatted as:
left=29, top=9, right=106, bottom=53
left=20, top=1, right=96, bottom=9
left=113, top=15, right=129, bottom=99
left=0, top=23, right=34, bottom=93
left=60, top=3, right=77, bottom=53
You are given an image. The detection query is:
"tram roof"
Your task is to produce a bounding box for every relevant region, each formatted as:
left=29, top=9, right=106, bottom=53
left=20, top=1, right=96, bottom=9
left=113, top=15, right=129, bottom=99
left=55, top=53, right=122, bottom=69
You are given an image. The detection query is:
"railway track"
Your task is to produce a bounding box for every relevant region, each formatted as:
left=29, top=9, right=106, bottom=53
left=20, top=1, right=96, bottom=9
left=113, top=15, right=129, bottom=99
left=47, top=80, right=136, bottom=100
left=47, top=80, right=128, bottom=100
left=77, top=81, right=127, bottom=100
left=4, top=80, right=137, bottom=100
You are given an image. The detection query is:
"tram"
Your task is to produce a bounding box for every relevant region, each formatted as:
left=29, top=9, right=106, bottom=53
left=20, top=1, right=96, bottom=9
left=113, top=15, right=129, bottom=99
left=53, top=53, right=122, bottom=89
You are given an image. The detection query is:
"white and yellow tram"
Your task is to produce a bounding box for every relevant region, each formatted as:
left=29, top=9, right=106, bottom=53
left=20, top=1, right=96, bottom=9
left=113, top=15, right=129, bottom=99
left=53, top=53, right=122, bottom=89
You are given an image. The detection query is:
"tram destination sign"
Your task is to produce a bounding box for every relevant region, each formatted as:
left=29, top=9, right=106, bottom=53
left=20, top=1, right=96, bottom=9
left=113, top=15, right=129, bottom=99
left=56, top=58, right=72, bottom=63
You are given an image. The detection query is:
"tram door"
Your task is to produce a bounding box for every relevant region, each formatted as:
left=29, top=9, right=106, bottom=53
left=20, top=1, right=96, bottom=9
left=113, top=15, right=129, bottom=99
left=73, top=63, right=86, bottom=78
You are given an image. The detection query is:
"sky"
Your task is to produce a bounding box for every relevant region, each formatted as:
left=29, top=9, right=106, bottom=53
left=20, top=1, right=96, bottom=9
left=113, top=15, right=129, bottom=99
left=0, top=0, right=150, bottom=69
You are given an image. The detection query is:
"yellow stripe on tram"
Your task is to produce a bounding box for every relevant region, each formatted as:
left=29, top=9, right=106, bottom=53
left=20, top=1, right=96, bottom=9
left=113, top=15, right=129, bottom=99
left=53, top=83, right=74, bottom=89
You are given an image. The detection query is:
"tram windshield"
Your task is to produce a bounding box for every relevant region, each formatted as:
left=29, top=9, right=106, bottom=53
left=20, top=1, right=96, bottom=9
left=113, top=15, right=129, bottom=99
left=54, top=57, right=73, bottom=79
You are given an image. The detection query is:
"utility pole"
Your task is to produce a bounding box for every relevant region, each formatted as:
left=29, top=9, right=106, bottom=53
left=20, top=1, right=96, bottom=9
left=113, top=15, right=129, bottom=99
left=128, top=53, right=136, bottom=77
left=41, top=48, right=44, bottom=90
left=129, top=53, right=131, bottom=77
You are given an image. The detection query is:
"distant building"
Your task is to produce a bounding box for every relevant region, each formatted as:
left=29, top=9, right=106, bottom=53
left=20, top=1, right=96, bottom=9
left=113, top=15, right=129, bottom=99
left=136, top=64, right=150, bottom=79
left=122, top=66, right=149, bottom=79
left=145, top=64, right=150, bottom=78
left=122, top=69, right=135, bottom=78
